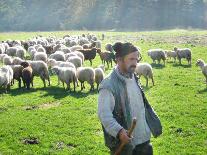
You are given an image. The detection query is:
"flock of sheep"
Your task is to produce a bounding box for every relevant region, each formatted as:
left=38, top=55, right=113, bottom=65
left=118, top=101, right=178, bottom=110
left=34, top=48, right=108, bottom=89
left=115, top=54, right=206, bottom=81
left=0, top=33, right=207, bottom=93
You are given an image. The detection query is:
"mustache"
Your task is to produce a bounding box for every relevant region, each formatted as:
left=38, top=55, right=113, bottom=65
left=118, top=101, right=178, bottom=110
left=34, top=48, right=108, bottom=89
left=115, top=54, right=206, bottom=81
left=130, top=65, right=136, bottom=68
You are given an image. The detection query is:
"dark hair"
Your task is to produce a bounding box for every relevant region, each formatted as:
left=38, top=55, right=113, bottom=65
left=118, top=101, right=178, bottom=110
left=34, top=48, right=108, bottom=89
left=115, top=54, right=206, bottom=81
left=112, top=42, right=138, bottom=58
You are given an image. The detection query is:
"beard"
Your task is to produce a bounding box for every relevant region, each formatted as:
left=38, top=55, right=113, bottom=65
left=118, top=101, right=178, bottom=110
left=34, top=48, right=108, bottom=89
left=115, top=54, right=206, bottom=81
left=127, top=65, right=136, bottom=73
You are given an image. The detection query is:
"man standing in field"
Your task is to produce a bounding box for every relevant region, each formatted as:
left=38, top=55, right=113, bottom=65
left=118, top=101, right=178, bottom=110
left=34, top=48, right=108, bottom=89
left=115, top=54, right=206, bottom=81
left=98, top=42, right=156, bottom=155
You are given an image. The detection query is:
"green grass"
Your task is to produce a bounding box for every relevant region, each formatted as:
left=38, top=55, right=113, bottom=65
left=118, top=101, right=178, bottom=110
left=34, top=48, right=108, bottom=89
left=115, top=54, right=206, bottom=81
left=0, top=30, right=207, bottom=155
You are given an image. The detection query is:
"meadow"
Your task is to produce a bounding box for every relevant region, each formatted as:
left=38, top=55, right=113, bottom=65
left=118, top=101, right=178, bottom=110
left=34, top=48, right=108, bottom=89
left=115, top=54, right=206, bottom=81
left=0, top=30, right=207, bottom=155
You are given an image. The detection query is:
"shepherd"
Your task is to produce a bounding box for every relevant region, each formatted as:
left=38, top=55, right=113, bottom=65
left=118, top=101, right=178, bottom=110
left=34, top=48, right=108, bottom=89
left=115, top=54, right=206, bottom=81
left=98, top=42, right=162, bottom=155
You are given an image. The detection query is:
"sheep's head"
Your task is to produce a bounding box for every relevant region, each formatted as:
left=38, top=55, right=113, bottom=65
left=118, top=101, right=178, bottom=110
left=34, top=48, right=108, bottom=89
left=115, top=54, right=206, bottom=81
left=21, top=61, right=30, bottom=68
left=51, top=66, right=59, bottom=75
left=196, top=59, right=205, bottom=67
left=96, top=48, right=101, bottom=54
left=174, top=47, right=178, bottom=51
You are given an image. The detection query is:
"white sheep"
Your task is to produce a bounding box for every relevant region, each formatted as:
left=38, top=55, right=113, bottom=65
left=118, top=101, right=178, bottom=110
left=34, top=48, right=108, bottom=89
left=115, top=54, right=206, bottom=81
left=73, top=51, right=84, bottom=64
left=0, top=54, right=8, bottom=62
left=69, top=45, right=83, bottom=52
left=148, top=49, right=166, bottom=65
left=135, top=63, right=154, bottom=87
left=196, top=59, right=207, bottom=87
left=16, top=47, right=26, bottom=59
left=48, top=51, right=65, bottom=61
left=3, top=56, right=13, bottom=65
left=51, top=66, right=77, bottom=91
left=37, top=46, right=46, bottom=53
left=27, top=60, right=50, bottom=87
left=165, top=50, right=176, bottom=62
left=174, top=47, right=192, bottom=65
left=6, top=47, right=18, bottom=57
left=12, top=57, right=23, bottom=65
left=65, top=53, right=77, bottom=60
left=67, top=56, right=82, bottom=68
left=76, top=67, right=95, bottom=91
left=94, top=67, right=105, bottom=90
left=34, top=52, right=47, bottom=63
left=0, top=65, right=13, bottom=92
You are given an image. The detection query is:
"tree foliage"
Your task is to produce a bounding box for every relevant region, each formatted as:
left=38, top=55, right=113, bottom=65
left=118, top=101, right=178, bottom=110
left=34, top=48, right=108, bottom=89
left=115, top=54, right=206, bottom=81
left=0, top=0, right=206, bottom=31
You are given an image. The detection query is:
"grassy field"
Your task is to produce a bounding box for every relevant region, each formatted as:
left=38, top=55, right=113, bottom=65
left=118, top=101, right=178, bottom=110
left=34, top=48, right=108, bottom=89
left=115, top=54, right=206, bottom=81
left=0, top=30, right=207, bottom=155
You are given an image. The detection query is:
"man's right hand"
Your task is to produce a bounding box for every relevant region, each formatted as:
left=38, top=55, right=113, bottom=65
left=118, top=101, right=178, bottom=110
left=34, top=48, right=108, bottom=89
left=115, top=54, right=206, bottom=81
left=118, top=128, right=131, bottom=144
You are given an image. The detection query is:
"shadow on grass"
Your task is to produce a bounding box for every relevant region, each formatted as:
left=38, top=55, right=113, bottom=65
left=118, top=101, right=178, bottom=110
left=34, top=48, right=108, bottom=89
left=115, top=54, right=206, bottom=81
left=9, top=86, right=98, bottom=99
left=197, top=88, right=207, bottom=94
left=172, top=63, right=192, bottom=68
left=151, top=63, right=165, bottom=69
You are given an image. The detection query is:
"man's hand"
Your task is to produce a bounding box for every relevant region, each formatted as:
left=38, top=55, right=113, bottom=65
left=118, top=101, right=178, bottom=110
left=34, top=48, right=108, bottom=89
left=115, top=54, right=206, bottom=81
left=118, top=128, right=131, bottom=144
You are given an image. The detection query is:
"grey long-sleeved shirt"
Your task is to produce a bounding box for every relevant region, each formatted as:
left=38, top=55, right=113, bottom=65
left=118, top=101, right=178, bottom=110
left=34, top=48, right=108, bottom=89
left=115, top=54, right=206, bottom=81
left=98, top=68, right=151, bottom=147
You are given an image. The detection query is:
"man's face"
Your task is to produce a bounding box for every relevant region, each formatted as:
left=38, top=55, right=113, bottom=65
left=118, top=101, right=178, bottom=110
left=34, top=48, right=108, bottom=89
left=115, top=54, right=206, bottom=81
left=119, top=51, right=139, bottom=74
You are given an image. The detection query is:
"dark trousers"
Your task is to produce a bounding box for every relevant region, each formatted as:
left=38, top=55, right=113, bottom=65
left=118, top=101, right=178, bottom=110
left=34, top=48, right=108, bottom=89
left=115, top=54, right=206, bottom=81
left=132, top=141, right=153, bottom=155
left=110, top=141, right=153, bottom=155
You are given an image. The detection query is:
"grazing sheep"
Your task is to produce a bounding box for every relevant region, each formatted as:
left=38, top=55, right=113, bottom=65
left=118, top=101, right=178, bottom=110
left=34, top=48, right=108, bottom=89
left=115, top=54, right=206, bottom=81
left=12, top=57, right=23, bottom=65
left=51, top=66, right=77, bottom=91
left=0, top=45, right=5, bottom=54
left=0, top=54, right=8, bottom=62
left=76, top=67, right=95, bottom=91
left=97, top=50, right=115, bottom=68
left=69, top=45, right=83, bottom=52
left=27, top=60, right=50, bottom=87
left=165, top=50, right=176, bottom=62
left=37, top=46, right=46, bottom=53
left=135, top=63, right=154, bottom=87
left=21, top=62, right=33, bottom=89
left=48, top=51, right=65, bottom=61
left=196, top=59, right=207, bottom=87
left=148, top=49, right=166, bottom=65
left=94, top=67, right=105, bottom=90
left=65, top=53, right=77, bottom=60
left=50, top=61, right=76, bottom=85
left=10, top=65, right=23, bottom=88
left=47, top=59, right=63, bottom=68
left=77, top=48, right=99, bottom=66
left=6, top=47, right=18, bottom=56
left=16, top=47, right=26, bottom=59
left=67, top=56, right=82, bottom=68
left=174, top=47, right=192, bottom=65
left=0, top=65, right=13, bottom=92
left=3, top=56, right=13, bottom=65
left=73, top=51, right=84, bottom=64
left=34, top=52, right=47, bottom=63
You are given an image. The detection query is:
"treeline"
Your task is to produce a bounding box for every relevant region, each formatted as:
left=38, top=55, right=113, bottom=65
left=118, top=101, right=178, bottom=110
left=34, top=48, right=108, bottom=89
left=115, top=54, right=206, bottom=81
left=0, top=0, right=206, bottom=31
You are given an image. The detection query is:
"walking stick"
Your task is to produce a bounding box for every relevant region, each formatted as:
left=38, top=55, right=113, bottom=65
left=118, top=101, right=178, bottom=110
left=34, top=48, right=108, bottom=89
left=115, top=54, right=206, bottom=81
left=114, top=118, right=137, bottom=155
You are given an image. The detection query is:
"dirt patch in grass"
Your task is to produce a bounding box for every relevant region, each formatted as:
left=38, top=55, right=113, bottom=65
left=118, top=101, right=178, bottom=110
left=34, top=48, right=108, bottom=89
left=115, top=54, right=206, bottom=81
left=22, top=137, right=39, bottom=145
left=24, top=102, right=60, bottom=110
left=38, top=102, right=60, bottom=110
left=55, top=141, right=77, bottom=150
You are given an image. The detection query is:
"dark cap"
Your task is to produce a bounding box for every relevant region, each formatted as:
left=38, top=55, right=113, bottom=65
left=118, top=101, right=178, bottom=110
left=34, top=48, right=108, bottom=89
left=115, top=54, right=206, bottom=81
left=112, top=42, right=138, bottom=58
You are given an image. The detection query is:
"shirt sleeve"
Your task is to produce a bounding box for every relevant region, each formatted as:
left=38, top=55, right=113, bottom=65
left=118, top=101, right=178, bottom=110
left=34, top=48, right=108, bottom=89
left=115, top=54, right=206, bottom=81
left=98, top=89, right=123, bottom=138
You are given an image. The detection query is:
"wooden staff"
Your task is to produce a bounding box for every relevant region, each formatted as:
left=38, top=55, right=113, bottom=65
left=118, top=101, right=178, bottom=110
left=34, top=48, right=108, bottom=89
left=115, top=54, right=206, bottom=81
left=114, top=118, right=137, bottom=155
